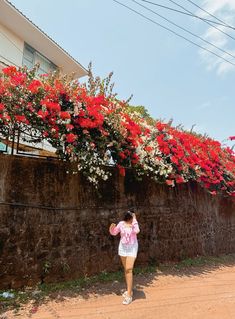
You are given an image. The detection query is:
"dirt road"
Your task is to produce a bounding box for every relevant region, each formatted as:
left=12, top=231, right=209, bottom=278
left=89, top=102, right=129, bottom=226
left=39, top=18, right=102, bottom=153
left=5, top=264, right=235, bottom=319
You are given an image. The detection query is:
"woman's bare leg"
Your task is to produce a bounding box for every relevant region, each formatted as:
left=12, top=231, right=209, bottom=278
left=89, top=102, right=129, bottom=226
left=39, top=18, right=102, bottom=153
left=125, top=256, right=136, bottom=297
left=120, top=256, right=127, bottom=290
left=120, top=256, right=126, bottom=269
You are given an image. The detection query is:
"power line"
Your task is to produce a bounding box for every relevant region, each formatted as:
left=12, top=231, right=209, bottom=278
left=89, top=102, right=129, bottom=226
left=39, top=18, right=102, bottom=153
left=185, top=0, right=234, bottom=30
left=112, top=0, right=235, bottom=67
left=132, top=0, right=235, bottom=60
left=138, top=0, right=235, bottom=30
left=0, top=201, right=167, bottom=210
left=168, top=0, right=235, bottom=42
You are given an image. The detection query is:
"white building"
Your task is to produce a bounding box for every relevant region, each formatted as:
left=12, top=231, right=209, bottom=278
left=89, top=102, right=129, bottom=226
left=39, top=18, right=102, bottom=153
left=0, top=0, right=87, bottom=77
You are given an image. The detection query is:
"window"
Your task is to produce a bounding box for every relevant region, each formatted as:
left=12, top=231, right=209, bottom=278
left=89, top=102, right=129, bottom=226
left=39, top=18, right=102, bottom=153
left=22, top=44, right=34, bottom=69
left=22, top=43, right=57, bottom=74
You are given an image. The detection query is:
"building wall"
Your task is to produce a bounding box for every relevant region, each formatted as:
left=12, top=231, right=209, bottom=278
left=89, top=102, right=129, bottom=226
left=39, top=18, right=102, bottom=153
left=0, top=154, right=235, bottom=288
left=0, top=23, right=24, bottom=67
left=0, top=63, right=4, bottom=73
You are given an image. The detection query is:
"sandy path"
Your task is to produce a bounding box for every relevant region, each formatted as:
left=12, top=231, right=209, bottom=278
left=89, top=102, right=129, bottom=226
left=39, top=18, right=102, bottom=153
left=5, top=264, right=235, bottom=319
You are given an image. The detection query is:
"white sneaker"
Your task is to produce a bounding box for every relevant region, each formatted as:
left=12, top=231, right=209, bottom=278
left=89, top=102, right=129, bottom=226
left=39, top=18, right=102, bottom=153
left=122, top=296, right=132, bottom=305
left=122, top=290, right=133, bottom=298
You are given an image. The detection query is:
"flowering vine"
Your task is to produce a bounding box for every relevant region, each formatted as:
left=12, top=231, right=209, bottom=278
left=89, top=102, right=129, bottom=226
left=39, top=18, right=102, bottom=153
left=0, top=65, right=234, bottom=196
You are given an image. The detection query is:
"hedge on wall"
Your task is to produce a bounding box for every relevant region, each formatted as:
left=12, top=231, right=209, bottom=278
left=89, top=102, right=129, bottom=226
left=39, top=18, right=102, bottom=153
left=0, top=65, right=234, bottom=196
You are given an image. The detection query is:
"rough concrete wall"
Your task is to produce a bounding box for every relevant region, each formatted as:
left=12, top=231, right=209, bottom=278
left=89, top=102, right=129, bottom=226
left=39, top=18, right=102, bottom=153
left=0, top=154, right=235, bottom=288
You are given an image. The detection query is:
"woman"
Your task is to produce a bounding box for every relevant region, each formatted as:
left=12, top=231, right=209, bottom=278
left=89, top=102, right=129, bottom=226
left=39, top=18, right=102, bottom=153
left=109, top=210, right=140, bottom=305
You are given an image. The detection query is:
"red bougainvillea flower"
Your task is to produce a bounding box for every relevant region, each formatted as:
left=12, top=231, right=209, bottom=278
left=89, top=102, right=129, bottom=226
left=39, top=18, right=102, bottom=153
left=15, top=115, right=28, bottom=123
left=66, top=124, right=74, bottom=131
left=229, top=136, right=235, bottom=141
left=27, top=79, right=42, bottom=94
left=175, top=176, right=185, bottom=184
left=43, top=131, right=49, bottom=137
left=119, top=152, right=126, bottom=160
left=156, top=122, right=167, bottom=132
left=209, top=191, right=217, bottom=195
left=66, top=133, right=77, bottom=143
left=131, top=153, right=139, bottom=164
left=40, top=100, right=61, bottom=113
left=2, top=66, right=17, bottom=76
left=60, top=111, right=71, bottom=120
left=166, top=179, right=175, bottom=186
left=37, top=110, right=49, bottom=119
left=47, top=102, right=61, bottom=113
left=144, top=146, right=153, bottom=152
left=11, top=72, right=27, bottom=86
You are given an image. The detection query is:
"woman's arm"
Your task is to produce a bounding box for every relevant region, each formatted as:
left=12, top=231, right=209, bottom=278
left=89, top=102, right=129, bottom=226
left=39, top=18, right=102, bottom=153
left=132, top=214, right=140, bottom=234
left=109, top=222, right=121, bottom=236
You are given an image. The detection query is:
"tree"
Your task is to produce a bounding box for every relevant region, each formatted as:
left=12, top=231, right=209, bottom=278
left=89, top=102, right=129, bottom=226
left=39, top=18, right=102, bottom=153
left=127, top=105, right=156, bottom=126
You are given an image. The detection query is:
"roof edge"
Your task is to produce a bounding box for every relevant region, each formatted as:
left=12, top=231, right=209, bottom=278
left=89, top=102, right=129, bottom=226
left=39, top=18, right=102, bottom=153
left=5, top=0, right=88, bottom=76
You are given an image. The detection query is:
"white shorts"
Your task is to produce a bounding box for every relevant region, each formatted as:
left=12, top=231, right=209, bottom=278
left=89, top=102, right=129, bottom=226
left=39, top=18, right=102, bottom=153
left=118, top=241, right=138, bottom=258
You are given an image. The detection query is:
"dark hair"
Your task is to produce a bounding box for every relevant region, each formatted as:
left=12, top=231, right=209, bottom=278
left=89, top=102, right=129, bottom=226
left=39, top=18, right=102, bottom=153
left=123, top=210, right=133, bottom=222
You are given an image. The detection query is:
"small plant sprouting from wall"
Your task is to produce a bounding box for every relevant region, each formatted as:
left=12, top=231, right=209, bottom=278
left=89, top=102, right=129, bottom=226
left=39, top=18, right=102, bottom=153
left=40, top=261, right=52, bottom=284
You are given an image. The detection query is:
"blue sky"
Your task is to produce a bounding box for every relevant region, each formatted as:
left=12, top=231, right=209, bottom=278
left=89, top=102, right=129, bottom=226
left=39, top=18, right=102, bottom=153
left=11, top=0, right=235, bottom=145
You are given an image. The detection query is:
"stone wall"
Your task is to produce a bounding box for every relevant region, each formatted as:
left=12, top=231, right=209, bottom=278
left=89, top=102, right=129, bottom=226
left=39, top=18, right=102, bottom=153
left=0, top=154, right=235, bottom=288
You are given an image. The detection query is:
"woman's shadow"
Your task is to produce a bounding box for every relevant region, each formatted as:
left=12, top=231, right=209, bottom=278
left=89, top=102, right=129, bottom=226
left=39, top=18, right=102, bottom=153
left=133, top=287, right=146, bottom=300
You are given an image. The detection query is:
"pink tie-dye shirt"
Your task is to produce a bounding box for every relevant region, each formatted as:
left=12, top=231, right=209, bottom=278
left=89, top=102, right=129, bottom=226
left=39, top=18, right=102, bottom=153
left=110, top=218, right=140, bottom=245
